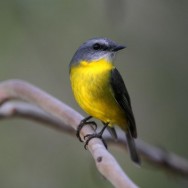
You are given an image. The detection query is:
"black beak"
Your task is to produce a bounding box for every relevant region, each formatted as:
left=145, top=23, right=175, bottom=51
left=112, top=45, right=126, bottom=52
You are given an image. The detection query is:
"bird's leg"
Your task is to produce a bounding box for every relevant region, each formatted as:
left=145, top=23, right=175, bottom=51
left=84, top=123, right=109, bottom=149
left=106, top=125, right=118, bottom=140
left=76, top=116, right=97, bottom=142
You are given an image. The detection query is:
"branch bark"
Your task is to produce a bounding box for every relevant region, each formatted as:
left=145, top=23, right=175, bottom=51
left=0, top=80, right=188, bottom=187
left=0, top=79, right=138, bottom=188
left=1, top=100, right=188, bottom=178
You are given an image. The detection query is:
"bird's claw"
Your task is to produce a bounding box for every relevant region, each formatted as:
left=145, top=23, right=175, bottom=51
left=76, top=119, right=97, bottom=142
left=84, top=133, right=107, bottom=150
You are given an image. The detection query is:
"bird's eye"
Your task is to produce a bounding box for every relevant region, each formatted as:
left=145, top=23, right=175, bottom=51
left=93, top=43, right=101, bottom=50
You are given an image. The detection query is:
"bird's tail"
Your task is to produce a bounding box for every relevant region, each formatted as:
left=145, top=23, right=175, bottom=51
left=126, top=130, right=141, bottom=165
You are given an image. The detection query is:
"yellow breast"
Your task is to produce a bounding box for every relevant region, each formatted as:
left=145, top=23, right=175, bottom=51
left=70, top=59, right=127, bottom=127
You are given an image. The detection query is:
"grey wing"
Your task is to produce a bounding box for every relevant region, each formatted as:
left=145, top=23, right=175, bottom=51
left=110, top=68, right=137, bottom=138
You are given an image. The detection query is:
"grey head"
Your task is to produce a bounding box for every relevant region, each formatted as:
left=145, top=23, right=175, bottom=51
left=69, top=37, right=125, bottom=68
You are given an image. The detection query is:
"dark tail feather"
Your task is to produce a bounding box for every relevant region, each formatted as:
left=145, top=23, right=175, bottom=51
left=126, top=130, right=141, bottom=165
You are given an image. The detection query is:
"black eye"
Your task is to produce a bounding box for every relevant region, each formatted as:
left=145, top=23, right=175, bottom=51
left=93, top=43, right=101, bottom=50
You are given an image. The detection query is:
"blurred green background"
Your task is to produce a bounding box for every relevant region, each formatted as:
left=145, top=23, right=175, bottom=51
left=0, top=0, right=188, bottom=187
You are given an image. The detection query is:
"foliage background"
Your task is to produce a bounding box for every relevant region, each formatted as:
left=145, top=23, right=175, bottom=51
left=0, top=0, right=188, bottom=187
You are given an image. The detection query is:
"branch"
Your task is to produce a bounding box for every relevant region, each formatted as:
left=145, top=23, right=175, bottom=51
left=1, top=100, right=188, bottom=178
left=0, top=80, right=188, bottom=187
left=0, top=79, right=138, bottom=188
left=0, top=101, right=73, bottom=134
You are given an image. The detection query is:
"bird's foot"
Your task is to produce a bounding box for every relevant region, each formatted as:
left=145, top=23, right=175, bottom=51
left=76, top=116, right=97, bottom=142
left=83, top=123, right=109, bottom=149
left=84, top=133, right=107, bottom=149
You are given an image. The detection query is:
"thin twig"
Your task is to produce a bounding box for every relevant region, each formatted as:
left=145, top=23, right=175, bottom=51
left=0, top=100, right=73, bottom=133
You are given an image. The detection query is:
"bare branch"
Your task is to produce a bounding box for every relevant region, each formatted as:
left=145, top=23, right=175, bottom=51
left=1, top=100, right=188, bottom=178
left=0, top=100, right=73, bottom=134
left=0, top=79, right=138, bottom=188
left=109, top=136, right=188, bottom=178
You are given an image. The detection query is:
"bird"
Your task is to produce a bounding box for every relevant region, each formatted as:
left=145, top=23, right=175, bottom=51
left=69, top=37, right=140, bottom=164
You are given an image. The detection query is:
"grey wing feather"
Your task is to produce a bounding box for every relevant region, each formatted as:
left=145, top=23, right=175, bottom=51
left=110, top=68, right=137, bottom=138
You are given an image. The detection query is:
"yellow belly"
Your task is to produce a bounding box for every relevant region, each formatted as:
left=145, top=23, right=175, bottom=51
left=70, top=59, right=127, bottom=128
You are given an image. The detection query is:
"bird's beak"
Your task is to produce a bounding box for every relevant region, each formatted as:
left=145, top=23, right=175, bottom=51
left=112, top=45, right=126, bottom=52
